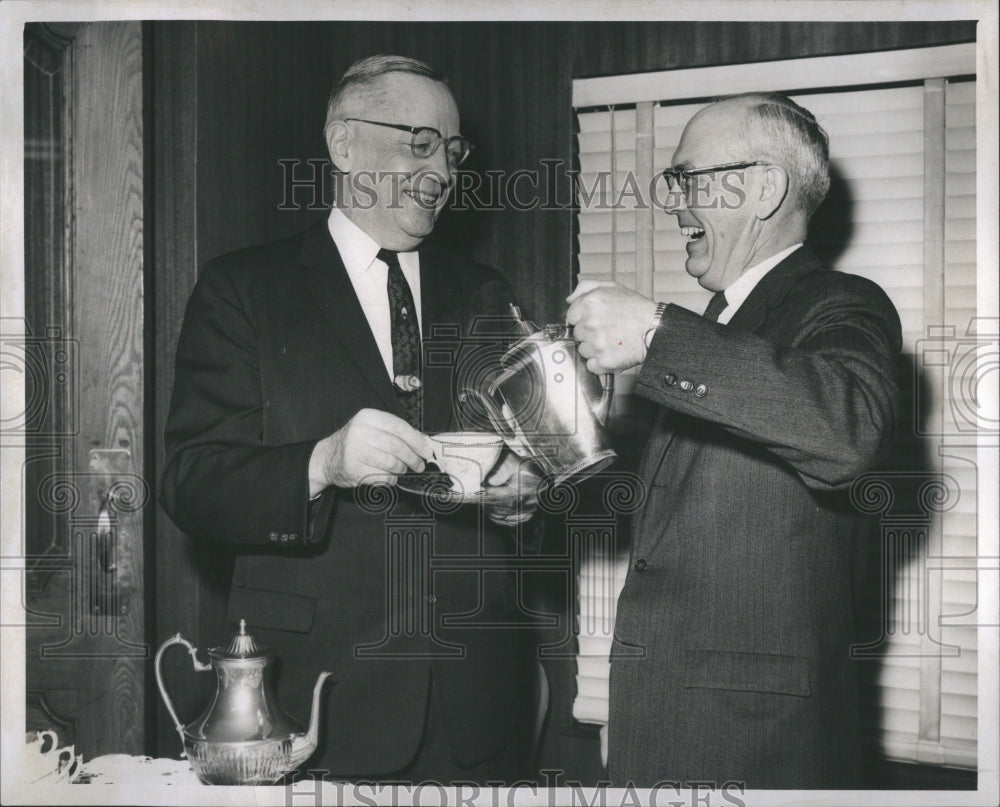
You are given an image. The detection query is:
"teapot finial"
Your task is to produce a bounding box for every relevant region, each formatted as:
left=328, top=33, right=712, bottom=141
left=220, top=618, right=265, bottom=658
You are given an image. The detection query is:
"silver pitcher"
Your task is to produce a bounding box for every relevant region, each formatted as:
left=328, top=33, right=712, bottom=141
left=155, top=619, right=331, bottom=785
left=461, top=308, right=617, bottom=486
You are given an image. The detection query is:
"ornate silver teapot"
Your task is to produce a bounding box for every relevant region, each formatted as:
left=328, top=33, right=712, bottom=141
left=155, top=619, right=331, bottom=785
left=461, top=306, right=617, bottom=486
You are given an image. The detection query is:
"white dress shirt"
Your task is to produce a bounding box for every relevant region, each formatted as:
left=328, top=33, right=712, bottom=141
left=327, top=208, right=422, bottom=380
left=716, top=243, right=803, bottom=324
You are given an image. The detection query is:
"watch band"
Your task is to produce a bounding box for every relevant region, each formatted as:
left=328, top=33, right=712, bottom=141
left=643, top=302, right=668, bottom=349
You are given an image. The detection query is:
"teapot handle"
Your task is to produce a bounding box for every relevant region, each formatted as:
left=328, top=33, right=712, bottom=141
left=560, top=323, right=615, bottom=426
left=595, top=372, right=615, bottom=426
left=155, top=633, right=212, bottom=748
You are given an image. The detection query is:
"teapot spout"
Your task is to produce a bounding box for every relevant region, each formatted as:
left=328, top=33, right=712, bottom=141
left=593, top=373, right=615, bottom=426
left=288, top=671, right=332, bottom=769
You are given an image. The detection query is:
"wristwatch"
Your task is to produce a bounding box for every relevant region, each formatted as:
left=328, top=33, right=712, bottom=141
left=643, top=302, right=668, bottom=349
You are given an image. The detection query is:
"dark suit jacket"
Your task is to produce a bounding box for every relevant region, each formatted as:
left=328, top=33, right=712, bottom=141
left=161, top=218, right=529, bottom=777
left=608, top=246, right=902, bottom=789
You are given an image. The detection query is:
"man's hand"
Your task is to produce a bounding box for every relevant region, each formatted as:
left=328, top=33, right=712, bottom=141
left=308, top=408, right=436, bottom=495
left=565, top=281, right=659, bottom=374
left=484, top=451, right=543, bottom=526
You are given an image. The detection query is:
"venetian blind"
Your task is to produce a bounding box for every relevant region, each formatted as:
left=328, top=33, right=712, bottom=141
left=572, top=44, right=979, bottom=771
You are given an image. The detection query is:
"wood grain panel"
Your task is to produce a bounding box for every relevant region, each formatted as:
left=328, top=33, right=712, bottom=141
left=25, top=20, right=148, bottom=762
left=68, top=20, right=145, bottom=756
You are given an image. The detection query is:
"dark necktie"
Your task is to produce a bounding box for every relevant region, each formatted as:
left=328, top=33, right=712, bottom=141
left=378, top=248, right=422, bottom=428
left=703, top=291, right=728, bottom=323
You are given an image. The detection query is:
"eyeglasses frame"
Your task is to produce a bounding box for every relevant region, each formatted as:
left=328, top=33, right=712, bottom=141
left=661, top=160, right=771, bottom=202
left=343, top=117, right=474, bottom=167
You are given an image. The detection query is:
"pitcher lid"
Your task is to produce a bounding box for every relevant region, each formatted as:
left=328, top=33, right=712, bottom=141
left=209, top=618, right=271, bottom=660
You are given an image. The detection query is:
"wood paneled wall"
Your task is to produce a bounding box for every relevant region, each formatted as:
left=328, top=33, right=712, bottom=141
left=151, top=19, right=977, bottom=771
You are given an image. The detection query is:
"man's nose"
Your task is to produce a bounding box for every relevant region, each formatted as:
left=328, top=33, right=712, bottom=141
left=662, top=188, right=687, bottom=214
left=423, top=142, right=454, bottom=187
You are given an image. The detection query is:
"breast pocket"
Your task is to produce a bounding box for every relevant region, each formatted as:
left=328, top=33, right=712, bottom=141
left=684, top=649, right=811, bottom=697
left=227, top=585, right=317, bottom=634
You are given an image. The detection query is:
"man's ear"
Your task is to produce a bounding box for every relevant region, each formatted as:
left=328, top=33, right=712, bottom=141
left=756, top=165, right=789, bottom=220
left=325, top=120, right=353, bottom=173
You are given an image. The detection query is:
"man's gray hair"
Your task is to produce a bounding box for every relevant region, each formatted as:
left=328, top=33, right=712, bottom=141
left=725, top=92, right=831, bottom=217
left=324, top=55, right=448, bottom=132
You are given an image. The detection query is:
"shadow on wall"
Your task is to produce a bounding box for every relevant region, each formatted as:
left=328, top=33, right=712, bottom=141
left=814, top=161, right=972, bottom=787
left=809, top=161, right=853, bottom=268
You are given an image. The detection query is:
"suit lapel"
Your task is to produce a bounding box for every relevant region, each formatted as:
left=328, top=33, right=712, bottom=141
left=297, top=219, right=404, bottom=417
left=726, top=245, right=822, bottom=334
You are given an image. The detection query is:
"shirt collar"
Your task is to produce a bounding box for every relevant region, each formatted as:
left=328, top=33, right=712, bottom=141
left=327, top=207, right=384, bottom=281
left=720, top=243, right=803, bottom=321
left=326, top=207, right=421, bottom=278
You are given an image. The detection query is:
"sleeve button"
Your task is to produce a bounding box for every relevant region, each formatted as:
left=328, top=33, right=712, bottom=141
left=664, top=373, right=677, bottom=386
left=695, top=383, right=707, bottom=397
left=268, top=531, right=279, bottom=542
left=679, top=380, right=693, bottom=392
left=634, top=558, right=648, bottom=572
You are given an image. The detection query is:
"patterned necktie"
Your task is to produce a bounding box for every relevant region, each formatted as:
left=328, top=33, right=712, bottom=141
left=703, top=291, right=728, bottom=323
left=378, top=248, right=422, bottom=428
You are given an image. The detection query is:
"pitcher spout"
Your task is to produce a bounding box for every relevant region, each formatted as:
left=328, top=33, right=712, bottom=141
left=459, top=387, right=515, bottom=440
left=288, top=671, right=332, bottom=769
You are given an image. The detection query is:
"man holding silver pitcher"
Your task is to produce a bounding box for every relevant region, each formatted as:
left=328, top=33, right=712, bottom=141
left=567, top=92, right=902, bottom=788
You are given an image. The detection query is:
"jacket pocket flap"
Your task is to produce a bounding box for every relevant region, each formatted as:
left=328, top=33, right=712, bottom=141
left=227, top=585, right=317, bottom=634
left=684, top=649, right=811, bottom=697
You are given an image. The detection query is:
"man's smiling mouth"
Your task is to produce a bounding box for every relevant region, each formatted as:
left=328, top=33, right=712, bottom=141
left=404, top=187, right=442, bottom=208
left=681, top=225, right=705, bottom=240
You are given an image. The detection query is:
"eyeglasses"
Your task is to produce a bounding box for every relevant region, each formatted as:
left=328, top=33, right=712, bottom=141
left=661, top=161, right=769, bottom=204
left=344, top=118, right=474, bottom=168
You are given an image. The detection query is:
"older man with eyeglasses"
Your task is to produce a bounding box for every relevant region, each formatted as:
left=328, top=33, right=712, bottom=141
left=566, top=93, right=902, bottom=788
left=161, top=55, right=536, bottom=783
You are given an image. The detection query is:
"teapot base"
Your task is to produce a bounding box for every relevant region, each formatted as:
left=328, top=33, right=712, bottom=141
left=185, top=736, right=296, bottom=785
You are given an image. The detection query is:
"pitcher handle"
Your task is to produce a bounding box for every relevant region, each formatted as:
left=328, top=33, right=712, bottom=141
left=595, top=373, right=615, bottom=426
left=155, top=633, right=212, bottom=749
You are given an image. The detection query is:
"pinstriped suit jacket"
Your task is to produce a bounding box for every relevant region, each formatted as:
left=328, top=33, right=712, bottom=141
left=608, top=246, right=902, bottom=789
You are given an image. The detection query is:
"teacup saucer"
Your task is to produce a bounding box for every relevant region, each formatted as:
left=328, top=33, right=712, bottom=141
left=397, top=470, right=546, bottom=505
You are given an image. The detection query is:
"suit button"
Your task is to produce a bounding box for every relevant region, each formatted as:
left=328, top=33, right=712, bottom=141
left=426, top=594, right=437, bottom=605
left=695, top=383, right=707, bottom=397
left=268, top=531, right=279, bottom=542
left=679, top=380, right=693, bottom=392
left=664, top=373, right=677, bottom=386
left=288, top=532, right=298, bottom=542
left=634, top=558, right=648, bottom=572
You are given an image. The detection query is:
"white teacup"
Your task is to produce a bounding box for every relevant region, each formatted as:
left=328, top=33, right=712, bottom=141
left=431, top=432, right=504, bottom=492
